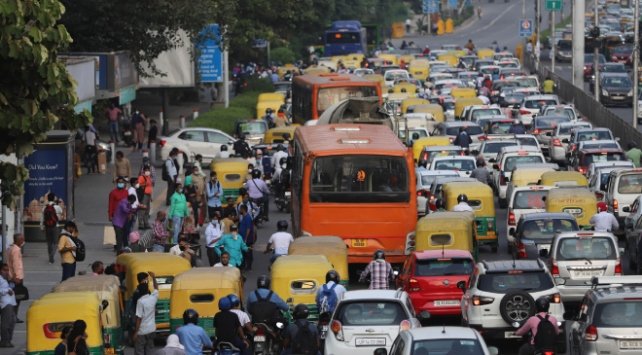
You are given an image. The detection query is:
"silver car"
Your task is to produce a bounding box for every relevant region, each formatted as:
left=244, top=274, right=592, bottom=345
left=380, top=326, right=498, bottom=355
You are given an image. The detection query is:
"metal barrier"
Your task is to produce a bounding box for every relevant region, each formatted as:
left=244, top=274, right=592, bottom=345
left=523, top=53, right=642, bottom=148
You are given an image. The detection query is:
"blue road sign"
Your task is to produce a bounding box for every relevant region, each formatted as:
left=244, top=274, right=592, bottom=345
left=422, top=0, right=439, bottom=14
left=519, top=19, right=533, bottom=38
left=197, top=24, right=223, bottom=83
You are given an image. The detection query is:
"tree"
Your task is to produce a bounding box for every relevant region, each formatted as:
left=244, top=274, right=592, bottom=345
left=0, top=0, right=86, bottom=207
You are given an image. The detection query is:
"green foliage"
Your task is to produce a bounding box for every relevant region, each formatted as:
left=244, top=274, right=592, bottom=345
left=271, top=47, right=296, bottom=65
left=245, top=78, right=276, bottom=93
left=0, top=0, right=85, bottom=208
left=189, top=91, right=265, bottom=134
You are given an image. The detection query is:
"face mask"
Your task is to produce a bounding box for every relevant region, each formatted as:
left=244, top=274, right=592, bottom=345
left=177, top=188, right=183, bottom=193
left=117, top=183, right=125, bottom=189
left=135, top=184, right=140, bottom=189
left=281, top=164, right=287, bottom=169
left=144, top=171, right=151, bottom=176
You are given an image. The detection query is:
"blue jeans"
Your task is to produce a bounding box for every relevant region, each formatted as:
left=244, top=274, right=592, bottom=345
left=61, top=263, right=76, bottom=281
left=152, top=244, right=165, bottom=252
left=109, top=121, right=119, bottom=142
left=172, top=216, right=183, bottom=243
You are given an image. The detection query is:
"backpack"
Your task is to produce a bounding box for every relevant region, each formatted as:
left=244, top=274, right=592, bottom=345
left=291, top=320, right=318, bottom=355
left=318, top=283, right=338, bottom=314
left=43, top=204, right=58, bottom=228
left=162, top=160, right=170, bottom=181
left=248, top=290, right=279, bottom=324
left=534, top=314, right=557, bottom=351
left=72, top=237, right=86, bottom=262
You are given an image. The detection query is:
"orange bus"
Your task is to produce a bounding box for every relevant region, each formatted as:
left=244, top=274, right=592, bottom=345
left=291, top=124, right=417, bottom=264
left=291, top=73, right=382, bottom=124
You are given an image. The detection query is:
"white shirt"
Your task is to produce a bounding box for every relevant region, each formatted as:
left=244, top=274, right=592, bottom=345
left=135, top=290, right=159, bottom=335
left=453, top=202, right=474, bottom=212
left=217, top=151, right=231, bottom=159
left=590, top=211, right=619, bottom=232
left=268, top=231, right=294, bottom=255
left=231, top=309, right=251, bottom=326
left=165, top=158, right=178, bottom=179
left=213, top=263, right=231, bottom=267
left=85, top=130, right=97, bottom=146
left=205, top=221, right=223, bottom=248
left=477, top=95, right=490, bottom=104
left=128, top=186, right=140, bottom=208
left=271, top=151, right=288, bottom=169
left=169, top=244, right=182, bottom=256
left=0, top=276, right=16, bottom=309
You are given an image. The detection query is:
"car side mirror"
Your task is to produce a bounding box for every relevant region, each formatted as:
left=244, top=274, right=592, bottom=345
left=623, top=206, right=631, bottom=213
left=457, top=280, right=467, bottom=290
left=488, top=347, right=499, bottom=355
left=562, top=138, right=569, bottom=143
left=539, top=249, right=549, bottom=258
left=493, top=163, right=500, bottom=170
left=488, top=158, right=496, bottom=163
left=374, top=348, right=388, bottom=355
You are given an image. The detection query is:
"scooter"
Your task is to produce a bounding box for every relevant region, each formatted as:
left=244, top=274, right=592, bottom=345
left=317, top=312, right=331, bottom=350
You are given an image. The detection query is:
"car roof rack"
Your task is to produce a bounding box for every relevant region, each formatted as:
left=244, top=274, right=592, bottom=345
left=591, top=276, right=642, bottom=288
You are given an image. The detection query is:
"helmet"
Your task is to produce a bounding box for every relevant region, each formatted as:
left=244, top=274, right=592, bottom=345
left=279, top=157, right=287, bottom=166
left=597, top=201, right=608, bottom=212
left=277, top=220, right=288, bottom=231
left=266, top=108, right=274, bottom=114
left=326, top=270, right=340, bottom=284
left=457, top=194, right=468, bottom=203
left=183, top=309, right=199, bottom=325
left=276, top=144, right=285, bottom=151
left=257, top=274, right=271, bottom=289
left=218, top=297, right=232, bottom=311
left=252, top=169, right=262, bottom=179
left=227, top=294, right=240, bottom=308
left=293, top=304, right=310, bottom=320
left=374, top=249, right=385, bottom=260
left=535, top=296, right=550, bottom=313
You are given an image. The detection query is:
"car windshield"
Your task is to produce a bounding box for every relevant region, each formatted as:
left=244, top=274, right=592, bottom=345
left=556, top=237, right=617, bottom=260
left=483, top=142, right=518, bottom=154
left=559, top=124, right=589, bottom=134
left=585, top=54, right=607, bottom=64
left=415, top=257, right=474, bottom=276
left=433, top=159, right=476, bottom=171
left=445, top=126, right=483, bottom=135
left=489, top=122, right=512, bottom=134
left=535, top=116, right=571, bottom=129
left=612, top=46, right=633, bottom=54
left=513, top=190, right=548, bottom=209
left=385, top=72, right=409, bottom=81
left=505, top=156, right=545, bottom=171
left=514, top=78, right=539, bottom=88
left=594, top=301, right=642, bottom=327
left=317, top=86, right=378, bottom=115
left=545, top=108, right=574, bottom=120
left=618, top=174, right=642, bottom=194
left=582, top=152, right=626, bottom=166
left=519, top=218, right=578, bottom=239
left=420, top=173, right=456, bottom=186
left=581, top=142, right=619, bottom=150
left=335, top=301, right=406, bottom=326
left=239, top=122, right=267, bottom=134
left=577, top=131, right=613, bottom=141
left=602, top=76, right=632, bottom=87
left=412, top=339, right=484, bottom=355
left=478, top=271, right=554, bottom=293
left=602, top=64, right=627, bottom=73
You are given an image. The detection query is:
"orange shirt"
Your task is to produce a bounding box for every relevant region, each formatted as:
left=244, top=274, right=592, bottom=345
left=138, top=175, right=153, bottom=195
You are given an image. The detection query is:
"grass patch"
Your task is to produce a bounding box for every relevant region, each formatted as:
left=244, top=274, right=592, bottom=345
left=189, top=91, right=263, bottom=134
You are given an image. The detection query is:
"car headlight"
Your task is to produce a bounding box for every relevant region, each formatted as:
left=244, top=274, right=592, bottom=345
left=602, top=89, right=609, bottom=96
left=628, top=90, right=634, bottom=97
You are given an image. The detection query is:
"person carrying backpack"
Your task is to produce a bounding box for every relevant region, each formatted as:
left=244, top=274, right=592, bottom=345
left=515, top=297, right=560, bottom=355
left=283, top=304, right=319, bottom=355
left=246, top=275, right=289, bottom=327
left=41, top=193, right=61, bottom=264
left=315, top=270, right=346, bottom=315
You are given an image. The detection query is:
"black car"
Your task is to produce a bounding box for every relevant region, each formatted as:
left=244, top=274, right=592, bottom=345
left=509, top=213, right=579, bottom=259
left=597, top=73, right=633, bottom=107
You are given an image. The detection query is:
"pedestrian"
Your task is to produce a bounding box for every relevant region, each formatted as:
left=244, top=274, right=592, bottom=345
left=359, top=250, right=393, bottom=290
left=405, top=18, right=412, bottom=34
left=169, top=183, right=190, bottom=244
left=6, top=234, right=24, bottom=324
left=147, top=120, right=158, bottom=149
left=133, top=271, right=159, bottom=355
left=206, top=172, right=223, bottom=220
left=127, top=177, right=141, bottom=235
left=113, top=151, right=132, bottom=182
left=214, top=225, right=248, bottom=268
left=184, top=172, right=200, bottom=226
left=626, top=142, right=642, bottom=167
left=66, top=319, right=89, bottom=355
left=152, top=211, right=170, bottom=252
left=453, top=127, right=472, bottom=150
left=83, top=125, right=98, bottom=174
left=465, top=39, right=476, bottom=52
left=590, top=202, right=619, bottom=232
left=0, top=263, right=16, bottom=348
left=165, top=148, right=180, bottom=206
left=214, top=251, right=232, bottom=267
left=158, top=334, right=185, bottom=355
left=91, top=261, right=104, bottom=276
left=169, top=236, right=195, bottom=265
left=113, top=194, right=137, bottom=251
left=542, top=76, right=555, bottom=94
left=265, top=220, right=294, bottom=263
left=54, top=326, right=72, bottom=355
left=58, top=221, right=78, bottom=281
left=132, top=110, right=146, bottom=151
left=137, top=166, right=153, bottom=229
left=238, top=204, right=255, bottom=270
left=108, top=177, right=129, bottom=247
left=41, top=192, right=61, bottom=264
left=205, top=212, right=224, bottom=266
left=106, top=104, right=122, bottom=143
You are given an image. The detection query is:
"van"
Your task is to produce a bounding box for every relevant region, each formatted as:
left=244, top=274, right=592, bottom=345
left=605, top=168, right=642, bottom=227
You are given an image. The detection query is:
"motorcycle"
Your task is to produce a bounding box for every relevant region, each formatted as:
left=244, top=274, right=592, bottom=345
left=120, top=118, right=135, bottom=147
left=274, top=169, right=292, bottom=213
left=317, top=312, right=331, bottom=350
left=253, top=322, right=284, bottom=355
left=215, top=341, right=240, bottom=355
left=511, top=321, right=556, bottom=355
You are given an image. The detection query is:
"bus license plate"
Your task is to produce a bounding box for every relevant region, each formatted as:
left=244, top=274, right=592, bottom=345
left=351, top=239, right=367, bottom=247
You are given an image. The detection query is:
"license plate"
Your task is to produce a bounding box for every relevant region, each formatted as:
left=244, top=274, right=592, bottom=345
left=505, top=331, right=522, bottom=339
left=613, top=96, right=624, bottom=100
left=572, top=269, right=603, bottom=278
left=356, top=338, right=386, bottom=346
left=254, top=335, right=266, bottom=342
left=434, top=300, right=460, bottom=306
left=563, top=208, right=582, bottom=215
left=285, top=191, right=291, bottom=197
left=351, top=239, right=367, bottom=247
left=620, top=340, right=642, bottom=349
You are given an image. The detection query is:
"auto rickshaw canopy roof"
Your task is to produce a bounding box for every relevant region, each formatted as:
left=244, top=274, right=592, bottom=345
left=416, top=211, right=476, bottom=233
left=172, top=267, right=242, bottom=290
left=270, top=255, right=333, bottom=278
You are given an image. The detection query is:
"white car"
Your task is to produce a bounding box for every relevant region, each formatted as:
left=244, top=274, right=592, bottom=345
left=429, top=156, right=477, bottom=178
left=159, top=127, right=234, bottom=164
left=517, top=94, right=560, bottom=126
left=384, top=69, right=410, bottom=87
left=490, top=146, right=546, bottom=207
left=325, top=290, right=424, bottom=355
left=382, top=327, right=499, bottom=355
left=506, top=185, right=553, bottom=238
left=477, top=139, right=519, bottom=166
left=547, top=121, right=593, bottom=164
left=416, top=170, right=459, bottom=217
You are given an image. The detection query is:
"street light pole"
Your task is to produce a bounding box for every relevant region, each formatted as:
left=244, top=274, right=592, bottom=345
left=551, top=10, right=556, bottom=73
left=594, top=0, right=600, bottom=102
left=633, top=0, right=640, bottom=128
left=572, top=0, right=585, bottom=88
left=536, top=0, right=541, bottom=71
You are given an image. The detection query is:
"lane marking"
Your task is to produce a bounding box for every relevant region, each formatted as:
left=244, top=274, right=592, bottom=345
left=480, top=3, right=517, bottom=32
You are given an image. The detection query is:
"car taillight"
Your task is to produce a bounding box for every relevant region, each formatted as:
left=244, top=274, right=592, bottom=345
left=409, top=278, right=421, bottom=292
left=595, top=192, right=604, bottom=200
left=399, top=319, right=411, bottom=332
left=331, top=320, right=344, bottom=340
left=552, top=138, right=562, bottom=147
left=519, top=109, right=531, bottom=115
left=517, top=242, right=527, bottom=258
left=533, top=129, right=541, bottom=135
left=508, top=210, right=516, bottom=225
left=472, top=295, right=495, bottom=306
left=615, top=261, right=622, bottom=275
left=585, top=324, right=598, bottom=341
left=551, top=262, right=559, bottom=277
left=499, top=173, right=506, bottom=186
left=478, top=135, right=488, bottom=141
left=578, top=166, right=587, bottom=175
left=551, top=293, right=561, bottom=303
left=159, top=139, right=167, bottom=147
left=612, top=56, right=618, bottom=61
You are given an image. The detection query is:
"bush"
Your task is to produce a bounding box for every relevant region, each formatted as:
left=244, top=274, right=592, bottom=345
left=189, top=89, right=270, bottom=134
left=244, top=77, right=274, bottom=92
left=271, top=47, right=296, bottom=65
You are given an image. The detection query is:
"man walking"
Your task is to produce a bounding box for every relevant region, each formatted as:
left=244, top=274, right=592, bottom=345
left=626, top=143, right=642, bottom=167
left=165, top=148, right=180, bottom=206
left=113, top=195, right=138, bottom=251
left=106, top=104, right=122, bottom=143
left=6, top=234, right=24, bottom=323
left=206, top=172, right=223, bottom=220
left=137, top=166, right=153, bottom=229
left=133, top=272, right=159, bottom=355
left=113, top=151, right=132, bottom=182
left=41, top=192, right=61, bottom=263
left=0, top=264, right=16, bottom=348
left=58, top=221, right=78, bottom=281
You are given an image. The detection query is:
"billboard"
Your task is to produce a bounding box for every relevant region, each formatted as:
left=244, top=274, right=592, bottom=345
left=197, top=24, right=223, bottom=83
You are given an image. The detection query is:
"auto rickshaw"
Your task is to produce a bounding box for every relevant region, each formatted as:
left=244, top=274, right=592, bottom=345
left=288, top=236, right=349, bottom=286
left=303, top=66, right=331, bottom=75
left=454, top=97, right=484, bottom=119
left=408, top=59, right=430, bottom=80
left=377, top=53, right=399, bottom=66
left=450, top=87, right=477, bottom=99
left=52, top=275, right=124, bottom=354
left=363, top=73, right=386, bottom=89
left=412, top=136, right=452, bottom=162
left=477, top=48, right=495, bottom=60
left=209, top=157, right=249, bottom=202
left=386, top=92, right=411, bottom=112
left=545, top=187, right=597, bottom=228
left=28, top=291, right=107, bottom=355
left=264, top=125, right=299, bottom=144
left=116, top=253, right=191, bottom=332
left=442, top=181, right=498, bottom=252
left=411, top=104, right=445, bottom=122
left=437, top=53, right=459, bottom=67
left=391, top=82, right=419, bottom=95
left=169, top=267, right=243, bottom=336
left=270, top=255, right=333, bottom=322
left=234, top=120, right=268, bottom=146
left=414, top=211, right=478, bottom=260
left=256, top=100, right=284, bottom=120
left=510, top=166, right=557, bottom=187
left=401, top=98, right=429, bottom=114
left=258, top=92, right=286, bottom=103
left=539, top=171, right=588, bottom=187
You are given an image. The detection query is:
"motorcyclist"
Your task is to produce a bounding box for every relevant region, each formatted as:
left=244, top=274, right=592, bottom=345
left=264, top=108, right=276, bottom=128
left=464, top=39, right=476, bottom=52
left=227, top=294, right=255, bottom=335
left=515, top=297, right=561, bottom=355
left=213, top=297, right=250, bottom=354
left=282, top=304, right=320, bottom=355
left=273, top=157, right=290, bottom=202
left=246, top=275, right=289, bottom=326
left=542, top=76, right=555, bottom=94
left=233, top=134, right=252, bottom=159
left=509, top=119, right=527, bottom=134
left=264, top=220, right=294, bottom=263
left=271, top=144, right=289, bottom=173
left=359, top=250, right=393, bottom=290
left=176, top=309, right=213, bottom=355
left=245, top=169, right=270, bottom=221
left=590, top=201, right=619, bottom=232
left=316, top=270, right=347, bottom=314
left=453, top=194, right=474, bottom=212
left=453, top=127, right=472, bottom=150
left=470, top=158, right=491, bottom=185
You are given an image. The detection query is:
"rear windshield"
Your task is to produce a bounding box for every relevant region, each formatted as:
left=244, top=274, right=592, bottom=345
left=513, top=190, right=548, bottom=209
left=594, top=301, right=642, bottom=327
left=582, top=153, right=626, bottom=166
left=559, top=124, right=590, bottom=134
left=445, top=126, right=483, bottom=136
left=335, top=301, right=406, bottom=326
left=433, top=159, right=476, bottom=171
left=519, top=218, right=578, bottom=239
left=415, top=258, right=474, bottom=277
left=471, top=109, right=502, bottom=120
left=483, top=142, right=518, bottom=154
left=618, top=174, right=642, bottom=194
left=516, top=137, right=539, bottom=147
left=555, top=237, right=617, bottom=260
left=488, top=122, right=512, bottom=134
left=477, top=272, right=554, bottom=293
left=413, top=339, right=484, bottom=354
left=524, top=99, right=558, bottom=109
left=505, top=155, right=545, bottom=171
left=577, top=131, right=613, bottom=141
left=545, top=108, right=574, bottom=120
left=535, top=116, right=571, bottom=129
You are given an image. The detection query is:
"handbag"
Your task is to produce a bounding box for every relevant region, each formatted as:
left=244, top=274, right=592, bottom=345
left=13, top=283, right=29, bottom=301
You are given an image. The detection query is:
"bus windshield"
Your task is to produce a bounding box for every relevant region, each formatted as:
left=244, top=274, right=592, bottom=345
left=317, top=86, right=378, bottom=115
left=310, top=155, right=409, bottom=203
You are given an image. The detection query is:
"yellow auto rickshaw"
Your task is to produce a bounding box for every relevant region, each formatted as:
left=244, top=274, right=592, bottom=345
left=28, top=292, right=108, bottom=355
left=477, top=48, right=495, bottom=60
left=450, top=87, right=477, bottom=99
left=437, top=53, right=458, bottom=67
left=454, top=97, right=484, bottom=119
left=442, top=181, right=498, bottom=252
left=377, top=53, right=399, bottom=65
left=52, top=275, right=125, bottom=354
left=391, top=82, right=419, bottom=95
left=116, top=253, right=191, bottom=332
left=411, top=104, right=445, bottom=122
left=209, top=157, right=249, bottom=202
left=412, top=136, right=452, bottom=162
left=363, top=74, right=386, bottom=89
left=386, top=92, right=410, bottom=111
left=510, top=167, right=557, bottom=187
left=270, top=255, right=333, bottom=321
left=539, top=171, right=589, bottom=187
left=288, top=236, right=349, bottom=286
left=414, top=211, right=478, bottom=259
left=264, top=125, right=299, bottom=144
left=169, top=267, right=243, bottom=336
left=401, top=98, right=429, bottom=114
left=408, top=59, right=430, bottom=80
left=277, top=64, right=297, bottom=79
left=256, top=100, right=284, bottom=119
left=545, top=187, right=597, bottom=228
left=303, top=66, right=331, bottom=75
left=258, top=92, right=286, bottom=103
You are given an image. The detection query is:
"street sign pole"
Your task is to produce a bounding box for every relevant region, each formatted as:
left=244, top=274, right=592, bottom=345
left=633, top=0, right=639, bottom=128
left=572, top=0, right=585, bottom=88
left=551, top=11, right=555, bottom=73
left=594, top=0, right=600, bottom=102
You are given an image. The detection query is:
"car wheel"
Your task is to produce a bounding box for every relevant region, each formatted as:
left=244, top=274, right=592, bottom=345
left=499, top=291, right=536, bottom=325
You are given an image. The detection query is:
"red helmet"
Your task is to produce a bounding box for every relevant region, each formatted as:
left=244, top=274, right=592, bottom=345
left=597, top=201, right=608, bottom=212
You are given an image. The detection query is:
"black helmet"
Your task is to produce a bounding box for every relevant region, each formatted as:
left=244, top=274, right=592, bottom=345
left=183, top=309, right=199, bottom=325
left=276, top=143, right=285, bottom=151
left=374, top=249, right=385, bottom=260
left=227, top=294, right=240, bottom=308
left=535, top=296, right=550, bottom=312
left=457, top=194, right=468, bottom=203
left=257, top=274, right=271, bottom=289
left=279, top=157, right=287, bottom=166
left=252, top=169, right=262, bottom=179
left=266, top=108, right=274, bottom=114
left=293, top=304, right=310, bottom=320
left=326, top=270, right=340, bottom=284
left=277, top=220, right=288, bottom=231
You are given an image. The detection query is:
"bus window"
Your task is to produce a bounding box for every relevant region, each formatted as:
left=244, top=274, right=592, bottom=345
left=317, top=86, right=378, bottom=115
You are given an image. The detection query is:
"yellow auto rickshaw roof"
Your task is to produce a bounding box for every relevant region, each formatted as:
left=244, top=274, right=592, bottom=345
left=539, top=171, right=588, bottom=187
left=546, top=187, right=596, bottom=201
left=271, top=255, right=333, bottom=277
left=116, top=253, right=191, bottom=275
left=450, top=87, right=477, bottom=98
left=392, top=83, right=419, bottom=94
left=267, top=126, right=298, bottom=135
left=511, top=167, right=556, bottom=182
left=414, top=136, right=451, bottom=146
left=417, top=211, right=475, bottom=231
left=442, top=181, right=493, bottom=196
left=412, top=104, right=444, bottom=114
left=289, top=236, right=348, bottom=254
left=456, top=97, right=484, bottom=106
left=409, top=58, right=430, bottom=67
left=172, top=267, right=241, bottom=290
left=211, top=157, right=250, bottom=170
left=53, top=275, right=121, bottom=293
left=387, top=92, right=411, bottom=101
left=477, top=49, right=495, bottom=59
left=304, top=66, right=331, bottom=75
left=402, top=98, right=429, bottom=108
left=258, top=92, right=285, bottom=103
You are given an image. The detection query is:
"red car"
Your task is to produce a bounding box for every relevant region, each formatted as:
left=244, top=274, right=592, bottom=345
left=396, top=250, right=474, bottom=316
